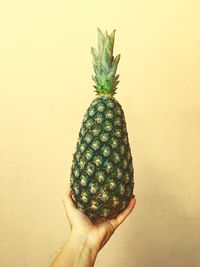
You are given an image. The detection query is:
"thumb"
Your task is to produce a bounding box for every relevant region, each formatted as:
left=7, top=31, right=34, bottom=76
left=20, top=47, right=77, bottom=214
left=63, top=184, right=75, bottom=228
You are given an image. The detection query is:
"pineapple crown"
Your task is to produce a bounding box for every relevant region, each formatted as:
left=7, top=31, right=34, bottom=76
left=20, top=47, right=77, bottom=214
left=91, top=28, right=121, bottom=96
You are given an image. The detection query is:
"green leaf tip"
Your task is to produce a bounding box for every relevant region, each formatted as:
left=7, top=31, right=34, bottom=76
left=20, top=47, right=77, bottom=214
left=91, top=28, right=121, bottom=96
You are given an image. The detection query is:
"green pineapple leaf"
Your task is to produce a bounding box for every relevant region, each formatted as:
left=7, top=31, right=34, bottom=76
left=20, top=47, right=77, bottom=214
left=110, top=54, right=121, bottom=76
left=97, top=28, right=106, bottom=56
left=91, top=28, right=121, bottom=95
left=109, top=29, right=116, bottom=56
left=91, top=47, right=99, bottom=65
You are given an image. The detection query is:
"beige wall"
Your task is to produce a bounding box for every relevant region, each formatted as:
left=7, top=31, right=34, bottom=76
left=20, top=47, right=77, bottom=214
left=0, top=1, right=200, bottom=266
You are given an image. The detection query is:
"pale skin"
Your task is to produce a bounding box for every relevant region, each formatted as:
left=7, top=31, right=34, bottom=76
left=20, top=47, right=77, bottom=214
left=49, top=187, right=136, bottom=267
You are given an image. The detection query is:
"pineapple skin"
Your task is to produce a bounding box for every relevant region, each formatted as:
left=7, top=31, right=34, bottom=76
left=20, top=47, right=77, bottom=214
left=70, top=94, right=134, bottom=220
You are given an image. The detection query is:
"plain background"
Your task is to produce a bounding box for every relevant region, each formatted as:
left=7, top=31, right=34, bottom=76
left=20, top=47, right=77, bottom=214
left=0, top=0, right=200, bottom=266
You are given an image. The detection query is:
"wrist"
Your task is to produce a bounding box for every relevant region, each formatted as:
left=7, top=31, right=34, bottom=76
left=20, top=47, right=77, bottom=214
left=50, top=232, right=98, bottom=267
left=69, top=230, right=99, bottom=256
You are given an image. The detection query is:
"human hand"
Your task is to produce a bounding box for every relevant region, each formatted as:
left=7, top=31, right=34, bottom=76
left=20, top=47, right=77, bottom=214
left=63, top=186, right=136, bottom=254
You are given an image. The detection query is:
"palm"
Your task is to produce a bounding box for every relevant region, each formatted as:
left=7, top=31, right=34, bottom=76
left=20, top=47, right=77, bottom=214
left=63, top=190, right=136, bottom=252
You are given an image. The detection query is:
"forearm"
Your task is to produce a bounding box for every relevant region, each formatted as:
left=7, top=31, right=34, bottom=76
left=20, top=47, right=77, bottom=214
left=49, top=232, right=98, bottom=267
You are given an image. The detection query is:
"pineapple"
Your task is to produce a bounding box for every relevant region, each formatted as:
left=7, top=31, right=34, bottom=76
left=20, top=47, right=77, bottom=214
left=70, top=28, right=134, bottom=220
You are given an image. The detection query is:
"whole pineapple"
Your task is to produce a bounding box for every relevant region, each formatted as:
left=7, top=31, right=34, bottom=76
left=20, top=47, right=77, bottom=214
left=70, top=28, right=134, bottom=220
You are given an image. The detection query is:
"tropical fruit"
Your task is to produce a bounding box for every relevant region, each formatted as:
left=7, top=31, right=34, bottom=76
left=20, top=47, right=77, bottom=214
left=70, top=28, right=134, bottom=220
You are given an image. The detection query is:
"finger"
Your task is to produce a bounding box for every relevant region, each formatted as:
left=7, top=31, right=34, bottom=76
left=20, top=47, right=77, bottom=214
left=65, top=191, right=78, bottom=211
left=65, top=183, right=72, bottom=197
left=109, top=196, right=136, bottom=229
left=63, top=196, right=77, bottom=228
left=65, top=183, right=79, bottom=209
left=63, top=197, right=70, bottom=221
left=63, top=189, right=78, bottom=227
left=115, top=196, right=136, bottom=226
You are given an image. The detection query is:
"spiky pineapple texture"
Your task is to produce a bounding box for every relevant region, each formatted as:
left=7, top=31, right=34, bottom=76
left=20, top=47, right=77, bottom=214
left=91, top=28, right=120, bottom=96
left=70, top=95, right=134, bottom=220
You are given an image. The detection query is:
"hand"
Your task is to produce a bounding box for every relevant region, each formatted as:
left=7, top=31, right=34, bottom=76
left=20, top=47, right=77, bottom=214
left=63, top=187, right=136, bottom=254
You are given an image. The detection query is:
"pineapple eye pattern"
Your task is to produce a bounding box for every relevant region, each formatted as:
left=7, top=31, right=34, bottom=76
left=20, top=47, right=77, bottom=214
left=126, top=187, right=132, bottom=197
left=83, top=113, right=88, bottom=122
left=75, top=151, right=81, bottom=161
left=89, top=182, right=98, bottom=194
left=74, top=185, right=79, bottom=195
left=89, top=107, right=96, bottom=116
left=120, top=144, right=126, bottom=155
left=96, top=171, right=106, bottom=182
left=91, top=139, right=100, bottom=150
left=121, top=201, right=127, bottom=210
left=104, top=160, right=113, bottom=173
left=104, top=120, right=113, bottom=132
left=123, top=159, right=128, bottom=169
left=91, top=99, right=98, bottom=107
left=85, top=149, right=93, bottom=160
left=112, top=196, right=119, bottom=207
left=74, top=167, right=80, bottom=178
left=94, top=155, right=103, bottom=166
left=110, top=137, right=118, bottom=148
left=81, top=191, right=89, bottom=203
left=79, top=157, right=86, bottom=170
left=95, top=114, right=104, bottom=124
left=80, top=175, right=87, bottom=186
left=92, top=125, right=101, bottom=136
left=90, top=200, right=99, bottom=210
left=97, top=103, right=105, bottom=112
left=105, top=109, right=114, bottom=119
left=114, top=117, right=121, bottom=126
left=86, top=163, right=95, bottom=176
left=101, top=145, right=111, bottom=157
left=116, top=167, right=123, bottom=179
left=70, top=174, right=75, bottom=185
left=85, top=119, right=93, bottom=129
left=108, top=179, right=116, bottom=189
left=84, top=133, right=93, bottom=143
left=124, top=173, right=130, bottom=183
left=113, top=152, right=120, bottom=163
left=80, top=143, right=87, bottom=152
left=119, top=184, right=125, bottom=195
left=116, top=107, right=122, bottom=115
left=100, top=132, right=109, bottom=142
left=80, top=127, right=86, bottom=136
left=114, top=128, right=122, bottom=138
left=100, top=190, right=109, bottom=203
left=123, top=136, right=128, bottom=144
left=107, top=100, right=115, bottom=108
